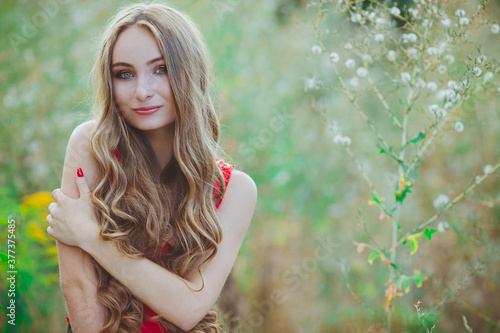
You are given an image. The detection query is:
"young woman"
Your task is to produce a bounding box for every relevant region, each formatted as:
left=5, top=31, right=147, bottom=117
left=45, top=3, right=257, bottom=332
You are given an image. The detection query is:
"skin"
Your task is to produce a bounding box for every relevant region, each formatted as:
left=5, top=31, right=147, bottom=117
left=111, top=25, right=177, bottom=170
left=47, top=25, right=257, bottom=332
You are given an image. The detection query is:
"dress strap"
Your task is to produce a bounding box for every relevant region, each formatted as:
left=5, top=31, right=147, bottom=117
left=213, top=158, right=235, bottom=209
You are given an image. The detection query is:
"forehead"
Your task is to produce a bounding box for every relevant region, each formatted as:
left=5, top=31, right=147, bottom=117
left=112, top=25, right=163, bottom=64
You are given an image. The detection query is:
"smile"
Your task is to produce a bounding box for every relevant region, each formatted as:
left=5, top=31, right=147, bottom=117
left=133, top=105, right=163, bottom=115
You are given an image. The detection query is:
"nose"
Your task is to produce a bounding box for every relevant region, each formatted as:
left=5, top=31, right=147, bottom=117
left=134, top=73, right=157, bottom=101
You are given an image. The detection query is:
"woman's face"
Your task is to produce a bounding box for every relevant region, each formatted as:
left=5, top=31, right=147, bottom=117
left=111, top=25, right=177, bottom=132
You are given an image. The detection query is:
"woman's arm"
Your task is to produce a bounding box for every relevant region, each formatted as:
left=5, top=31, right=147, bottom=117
left=78, top=170, right=257, bottom=331
left=56, top=121, right=106, bottom=333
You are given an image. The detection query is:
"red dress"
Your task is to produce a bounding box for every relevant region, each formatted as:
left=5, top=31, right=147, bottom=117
left=65, top=153, right=235, bottom=333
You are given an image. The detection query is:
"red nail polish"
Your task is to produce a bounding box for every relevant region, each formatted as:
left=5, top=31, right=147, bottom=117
left=77, top=168, right=84, bottom=177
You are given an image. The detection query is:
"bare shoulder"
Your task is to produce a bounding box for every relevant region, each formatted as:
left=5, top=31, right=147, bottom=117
left=68, top=120, right=98, bottom=148
left=217, top=169, right=258, bottom=229
left=228, top=169, right=258, bottom=203
left=61, top=120, right=100, bottom=197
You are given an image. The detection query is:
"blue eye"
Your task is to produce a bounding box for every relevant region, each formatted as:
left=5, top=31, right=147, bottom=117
left=116, top=71, right=133, bottom=79
left=156, top=66, right=167, bottom=74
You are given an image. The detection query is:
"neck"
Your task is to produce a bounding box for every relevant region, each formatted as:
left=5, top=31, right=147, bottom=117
left=140, top=122, right=175, bottom=171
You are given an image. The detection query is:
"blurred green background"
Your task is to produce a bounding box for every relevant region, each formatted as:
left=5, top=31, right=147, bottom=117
left=1, top=0, right=499, bottom=332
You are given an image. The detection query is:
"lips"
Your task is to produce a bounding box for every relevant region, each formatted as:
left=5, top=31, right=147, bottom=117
left=132, top=105, right=163, bottom=115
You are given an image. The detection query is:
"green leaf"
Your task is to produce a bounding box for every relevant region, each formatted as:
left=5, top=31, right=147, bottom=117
left=409, top=237, right=419, bottom=255
left=413, top=270, right=427, bottom=287
left=367, top=251, right=380, bottom=265
left=376, top=143, right=390, bottom=157
left=424, top=228, right=438, bottom=241
left=395, top=270, right=427, bottom=294
left=402, top=281, right=410, bottom=293
left=0, top=252, right=8, bottom=263
left=409, top=131, right=425, bottom=144
left=370, top=192, right=381, bottom=205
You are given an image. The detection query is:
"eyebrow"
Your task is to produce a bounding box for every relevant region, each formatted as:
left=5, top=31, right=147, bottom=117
left=111, top=56, right=164, bottom=68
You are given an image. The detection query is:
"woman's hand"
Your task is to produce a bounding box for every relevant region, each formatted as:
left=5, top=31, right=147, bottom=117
left=46, top=168, right=100, bottom=248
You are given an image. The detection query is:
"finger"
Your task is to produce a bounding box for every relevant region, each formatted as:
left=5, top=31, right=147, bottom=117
left=76, top=168, right=91, bottom=198
left=46, top=214, right=52, bottom=226
left=48, top=202, right=57, bottom=213
left=51, top=189, right=62, bottom=202
left=47, top=225, right=54, bottom=238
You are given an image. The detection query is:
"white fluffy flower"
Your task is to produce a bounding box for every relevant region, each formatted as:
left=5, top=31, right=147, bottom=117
left=455, top=9, right=466, bottom=17
left=304, top=77, right=320, bottom=90
left=444, top=102, right=453, bottom=109
left=341, top=136, right=352, bottom=146
left=387, top=50, right=396, bottom=61
left=330, top=52, right=340, bottom=63
left=361, top=54, right=374, bottom=64
left=459, top=17, right=469, bottom=26
left=441, top=17, right=451, bottom=27
left=375, top=33, right=384, bottom=42
left=444, top=54, right=455, bottom=63
left=368, top=12, right=376, bottom=21
left=429, top=104, right=446, bottom=118
left=426, top=81, right=437, bottom=91
left=333, top=134, right=351, bottom=146
left=473, top=66, right=482, bottom=77
left=416, top=78, right=426, bottom=89
left=476, top=55, right=487, bottom=64
left=428, top=104, right=440, bottom=114
left=438, top=221, right=450, bottom=233
left=345, top=59, right=356, bottom=68
left=438, top=64, right=447, bottom=73
left=454, top=121, right=464, bottom=132
left=311, top=45, right=322, bottom=54
left=447, top=80, right=458, bottom=89
left=402, top=33, right=418, bottom=43
left=390, top=7, right=401, bottom=16
left=437, top=42, right=448, bottom=55
left=375, top=17, right=386, bottom=25
left=350, top=77, right=359, bottom=87
left=333, top=134, right=343, bottom=144
left=497, top=87, right=500, bottom=93
left=408, top=8, right=419, bottom=18
left=356, top=67, right=368, bottom=78
left=401, top=72, right=411, bottom=83
left=491, top=24, right=500, bottom=34
left=351, top=13, right=362, bottom=23
left=484, top=72, right=494, bottom=81
left=433, top=194, right=449, bottom=209
left=484, top=164, right=493, bottom=175
left=437, top=89, right=456, bottom=101
left=427, top=47, right=438, bottom=56
left=407, top=48, right=418, bottom=58
left=438, top=109, right=447, bottom=117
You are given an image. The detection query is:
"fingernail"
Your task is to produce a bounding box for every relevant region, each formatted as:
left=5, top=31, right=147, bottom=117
left=77, top=168, right=84, bottom=177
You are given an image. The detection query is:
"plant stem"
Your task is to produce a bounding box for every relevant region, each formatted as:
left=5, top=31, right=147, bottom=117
left=388, top=86, right=411, bottom=332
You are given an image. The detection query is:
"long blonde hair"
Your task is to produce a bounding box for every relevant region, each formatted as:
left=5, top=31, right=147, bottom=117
left=86, top=2, right=226, bottom=332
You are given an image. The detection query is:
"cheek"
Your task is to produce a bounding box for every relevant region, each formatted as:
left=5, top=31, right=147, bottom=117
left=112, top=81, right=133, bottom=106
left=162, top=80, right=175, bottom=100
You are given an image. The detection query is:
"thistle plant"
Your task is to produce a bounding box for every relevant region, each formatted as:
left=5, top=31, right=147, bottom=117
left=304, top=0, right=499, bottom=330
